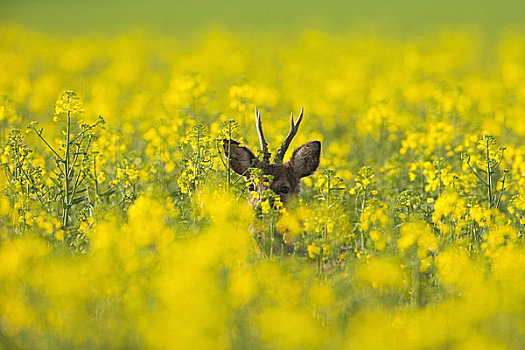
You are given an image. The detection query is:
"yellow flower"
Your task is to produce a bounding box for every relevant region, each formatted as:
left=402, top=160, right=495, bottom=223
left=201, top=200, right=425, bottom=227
left=260, top=199, right=271, bottom=214
left=79, top=221, right=89, bottom=232
left=54, top=90, right=84, bottom=116
left=97, top=172, right=106, bottom=183
left=322, top=243, right=331, bottom=256
left=326, top=219, right=335, bottom=233
left=307, top=243, right=321, bottom=259
left=55, top=230, right=65, bottom=241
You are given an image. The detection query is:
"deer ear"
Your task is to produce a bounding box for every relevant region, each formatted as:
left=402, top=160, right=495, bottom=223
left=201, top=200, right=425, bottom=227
left=288, top=140, right=321, bottom=178
left=223, top=139, right=257, bottom=176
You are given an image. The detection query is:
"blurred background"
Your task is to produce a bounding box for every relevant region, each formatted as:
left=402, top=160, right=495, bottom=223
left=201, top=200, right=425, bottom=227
left=2, top=0, right=524, bottom=36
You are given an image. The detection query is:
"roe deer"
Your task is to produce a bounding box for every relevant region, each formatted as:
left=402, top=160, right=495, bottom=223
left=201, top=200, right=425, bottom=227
left=223, top=107, right=321, bottom=208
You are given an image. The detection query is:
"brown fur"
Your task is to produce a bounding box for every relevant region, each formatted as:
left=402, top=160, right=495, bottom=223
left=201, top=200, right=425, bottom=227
left=223, top=139, right=321, bottom=205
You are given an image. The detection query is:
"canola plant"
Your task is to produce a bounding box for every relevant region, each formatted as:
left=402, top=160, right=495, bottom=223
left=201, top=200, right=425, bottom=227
left=0, top=25, right=525, bottom=349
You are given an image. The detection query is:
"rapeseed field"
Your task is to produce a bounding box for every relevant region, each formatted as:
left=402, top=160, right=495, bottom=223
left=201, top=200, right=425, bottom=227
left=0, top=24, right=525, bottom=349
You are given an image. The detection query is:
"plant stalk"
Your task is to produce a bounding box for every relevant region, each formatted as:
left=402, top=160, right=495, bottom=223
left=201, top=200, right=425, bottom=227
left=63, top=110, right=71, bottom=228
left=486, top=139, right=492, bottom=209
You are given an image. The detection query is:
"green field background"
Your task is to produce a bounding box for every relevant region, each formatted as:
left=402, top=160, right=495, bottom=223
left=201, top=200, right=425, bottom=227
left=2, top=0, right=524, bottom=35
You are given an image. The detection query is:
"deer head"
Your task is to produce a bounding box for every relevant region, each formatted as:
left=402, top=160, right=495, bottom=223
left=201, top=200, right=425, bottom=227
left=223, top=107, right=321, bottom=207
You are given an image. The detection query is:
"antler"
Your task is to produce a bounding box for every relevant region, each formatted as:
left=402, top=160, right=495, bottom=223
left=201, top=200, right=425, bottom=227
left=275, top=108, right=304, bottom=163
left=255, top=106, right=271, bottom=163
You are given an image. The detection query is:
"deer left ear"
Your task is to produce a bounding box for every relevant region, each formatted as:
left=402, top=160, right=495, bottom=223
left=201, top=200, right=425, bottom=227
left=288, top=140, right=321, bottom=178
left=223, top=139, right=258, bottom=177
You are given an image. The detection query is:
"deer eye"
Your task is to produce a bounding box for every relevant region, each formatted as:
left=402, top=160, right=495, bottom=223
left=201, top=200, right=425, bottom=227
left=280, top=186, right=290, bottom=194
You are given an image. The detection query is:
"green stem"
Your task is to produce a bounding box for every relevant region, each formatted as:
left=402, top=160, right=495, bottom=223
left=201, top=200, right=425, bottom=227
left=495, top=174, right=506, bottom=210
left=63, top=110, right=71, bottom=229
left=193, top=129, right=201, bottom=192
left=269, top=218, right=275, bottom=259
left=360, top=196, right=366, bottom=251
left=68, top=134, right=85, bottom=176
left=32, top=127, right=64, bottom=164
left=93, top=156, right=100, bottom=196
left=68, top=138, right=92, bottom=206
left=465, top=158, right=487, bottom=186
left=69, top=117, right=103, bottom=144
left=20, top=167, right=51, bottom=216
left=226, top=125, right=232, bottom=190
left=486, top=139, right=492, bottom=209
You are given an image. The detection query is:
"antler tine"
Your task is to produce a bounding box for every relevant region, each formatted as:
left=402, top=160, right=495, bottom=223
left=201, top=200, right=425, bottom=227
left=255, top=106, right=271, bottom=163
left=276, top=107, right=304, bottom=163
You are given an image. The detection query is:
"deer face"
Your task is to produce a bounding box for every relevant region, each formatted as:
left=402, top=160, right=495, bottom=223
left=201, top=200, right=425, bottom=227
left=223, top=108, right=321, bottom=207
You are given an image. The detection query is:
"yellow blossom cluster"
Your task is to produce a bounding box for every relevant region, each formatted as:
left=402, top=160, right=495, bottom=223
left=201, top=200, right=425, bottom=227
left=0, top=25, right=524, bottom=349
left=53, top=90, right=84, bottom=121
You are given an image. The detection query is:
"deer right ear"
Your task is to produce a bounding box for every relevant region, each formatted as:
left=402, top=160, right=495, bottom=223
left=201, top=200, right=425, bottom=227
left=288, top=140, right=321, bottom=178
left=223, top=139, right=257, bottom=176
